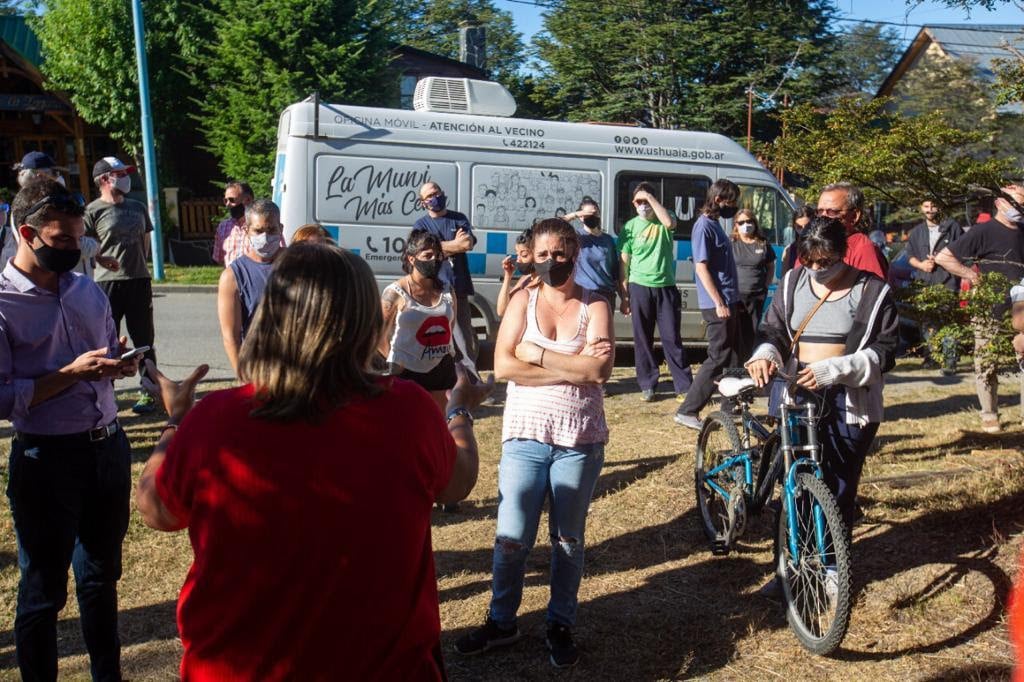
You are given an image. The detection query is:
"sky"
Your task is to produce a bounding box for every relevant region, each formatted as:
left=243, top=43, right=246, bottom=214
left=493, top=0, right=1024, bottom=50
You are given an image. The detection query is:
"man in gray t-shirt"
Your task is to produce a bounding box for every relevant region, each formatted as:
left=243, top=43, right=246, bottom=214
left=84, top=156, right=157, bottom=414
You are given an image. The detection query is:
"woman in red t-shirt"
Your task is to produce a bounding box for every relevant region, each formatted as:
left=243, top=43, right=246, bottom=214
left=136, top=243, right=489, bottom=681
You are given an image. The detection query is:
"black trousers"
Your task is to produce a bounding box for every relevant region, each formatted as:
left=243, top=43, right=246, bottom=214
left=97, top=278, right=156, bottom=377
left=735, top=295, right=765, bottom=365
left=677, top=305, right=740, bottom=418
left=7, top=428, right=132, bottom=682
left=628, top=283, right=693, bottom=393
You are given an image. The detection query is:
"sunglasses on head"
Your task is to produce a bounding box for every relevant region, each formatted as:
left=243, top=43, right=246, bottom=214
left=23, top=194, right=86, bottom=222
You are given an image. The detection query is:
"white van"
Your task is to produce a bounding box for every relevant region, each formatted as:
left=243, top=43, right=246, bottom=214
left=273, top=80, right=795, bottom=346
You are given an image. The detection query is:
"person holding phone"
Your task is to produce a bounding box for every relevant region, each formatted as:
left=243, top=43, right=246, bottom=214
left=1, top=178, right=143, bottom=681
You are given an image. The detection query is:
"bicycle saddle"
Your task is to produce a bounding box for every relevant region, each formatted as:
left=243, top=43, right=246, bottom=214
left=718, top=376, right=758, bottom=398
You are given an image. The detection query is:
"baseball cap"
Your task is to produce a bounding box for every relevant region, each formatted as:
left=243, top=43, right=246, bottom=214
left=92, top=156, right=136, bottom=178
left=18, top=151, right=67, bottom=172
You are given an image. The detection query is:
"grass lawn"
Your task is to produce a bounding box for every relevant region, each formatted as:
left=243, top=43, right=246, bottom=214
left=0, top=360, right=1021, bottom=680
left=149, top=264, right=222, bottom=286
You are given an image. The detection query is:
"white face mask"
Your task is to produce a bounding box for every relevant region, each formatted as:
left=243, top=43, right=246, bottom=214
left=998, top=199, right=1023, bottom=224
left=739, top=223, right=756, bottom=236
left=636, top=204, right=653, bottom=220
left=249, top=232, right=281, bottom=258
left=112, top=175, right=131, bottom=194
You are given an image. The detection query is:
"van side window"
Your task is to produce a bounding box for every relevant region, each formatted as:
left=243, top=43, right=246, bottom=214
left=737, top=185, right=793, bottom=246
left=614, top=174, right=711, bottom=240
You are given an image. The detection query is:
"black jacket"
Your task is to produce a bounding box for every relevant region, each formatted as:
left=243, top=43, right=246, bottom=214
left=905, top=218, right=963, bottom=290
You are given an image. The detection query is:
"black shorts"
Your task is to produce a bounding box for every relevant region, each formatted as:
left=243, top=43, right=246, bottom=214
left=399, top=353, right=457, bottom=392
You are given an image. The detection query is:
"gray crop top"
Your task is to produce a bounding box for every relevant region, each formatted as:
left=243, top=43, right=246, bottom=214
left=789, top=270, right=864, bottom=344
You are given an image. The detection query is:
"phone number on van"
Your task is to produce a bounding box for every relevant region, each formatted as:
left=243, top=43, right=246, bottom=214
left=502, top=138, right=545, bottom=149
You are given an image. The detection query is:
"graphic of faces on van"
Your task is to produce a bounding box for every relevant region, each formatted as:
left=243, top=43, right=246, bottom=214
left=416, top=315, right=452, bottom=360
left=517, top=186, right=526, bottom=199
left=485, top=189, right=497, bottom=198
left=493, top=207, right=509, bottom=225
left=525, top=197, right=537, bottom=209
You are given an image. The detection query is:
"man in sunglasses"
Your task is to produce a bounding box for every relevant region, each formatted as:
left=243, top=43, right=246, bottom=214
left=1, top=178, right=141, bottom=681
left=814, top=182, right=888, bottom=280
left=213, top=181, right=255, bottom=266
left=84, top=157, right=157, bottom=414
left=936, top=185, right=1024, bottom=433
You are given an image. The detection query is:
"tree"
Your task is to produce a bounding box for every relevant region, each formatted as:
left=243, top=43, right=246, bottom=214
left=31, top=0, right=203, bottom=176
left=763, top=96, right=1014, bottom=211
left=819, top=23, right=904, bottom=100
left=533, top=0, right=835, bottom=136
left=393, top=0, right=526, bottom=91
left=192, top=0, right=396, bottom=192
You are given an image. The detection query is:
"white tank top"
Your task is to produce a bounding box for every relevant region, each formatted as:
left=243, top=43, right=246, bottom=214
left=502, top=287, right=608, bottom=447
left=385, top=283, right=455, bottom=373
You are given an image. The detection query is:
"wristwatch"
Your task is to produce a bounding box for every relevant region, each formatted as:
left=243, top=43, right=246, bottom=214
left=446, top=406, right=473, bottom=425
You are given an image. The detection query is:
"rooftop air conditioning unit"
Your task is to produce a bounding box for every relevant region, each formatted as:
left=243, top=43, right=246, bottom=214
left=413, top=77, right=517, bottom=117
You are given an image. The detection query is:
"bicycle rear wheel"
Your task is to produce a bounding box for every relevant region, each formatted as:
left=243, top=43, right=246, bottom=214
left=776, top=472, right=852, bottom=656
left=694, top=411, right=746, bottom=548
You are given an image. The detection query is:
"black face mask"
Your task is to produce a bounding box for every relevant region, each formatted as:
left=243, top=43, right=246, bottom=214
left=718, top=205, right=738, bottom=220
left=582, top=215, right=601, bottom=230
left=516, top=260, right=534, bottom=274
left=30, top=231, right=80, bottom=274
left=229, top=203, right=246, bottom=220
left=534, top=258, right=574, bottom=287
left=413, top=258, right=441, bottom=279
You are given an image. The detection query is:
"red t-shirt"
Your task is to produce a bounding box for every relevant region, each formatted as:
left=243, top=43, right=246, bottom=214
left=156, top=379, right=456, bottom=681
left=844, top=232, right=888, bottom=280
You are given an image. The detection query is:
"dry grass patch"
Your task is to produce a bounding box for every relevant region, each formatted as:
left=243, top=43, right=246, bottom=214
left=0, top=362, right=1021, bottom=680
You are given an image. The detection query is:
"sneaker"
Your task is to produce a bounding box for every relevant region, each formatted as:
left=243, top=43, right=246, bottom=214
left=454, top=617, right=521, bottom=656
left=674, top=412, right=702, bottom=430
left=545, top=622, right=579, bottom=668
left=981, top=416, right=1000, bottom=434
left=440, top=502, right=460, bottom=513
left=641, top=388, right=655, bottom=402
left=132, top=392, right=156, bottom=415
left=824, top=568, right=839, bottom=605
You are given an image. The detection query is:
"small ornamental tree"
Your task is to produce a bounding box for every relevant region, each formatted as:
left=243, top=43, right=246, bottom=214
left=904, top=273, right=1017, bottom=370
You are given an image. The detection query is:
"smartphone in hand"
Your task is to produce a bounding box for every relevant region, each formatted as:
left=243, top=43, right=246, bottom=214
left=119, top=345, right=151, bottom=361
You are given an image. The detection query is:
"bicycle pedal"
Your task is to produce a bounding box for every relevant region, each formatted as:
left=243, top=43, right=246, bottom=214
left=710, top=538, right=731, bottom=556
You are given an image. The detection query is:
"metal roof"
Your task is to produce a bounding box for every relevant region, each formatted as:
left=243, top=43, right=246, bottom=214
left=925, top=24, right=1024, bottom=79
left=0, top=15, right=41, bottom=68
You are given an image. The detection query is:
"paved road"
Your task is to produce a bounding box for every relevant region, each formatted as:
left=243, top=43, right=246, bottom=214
left=114, top=289, right=233, bottom=394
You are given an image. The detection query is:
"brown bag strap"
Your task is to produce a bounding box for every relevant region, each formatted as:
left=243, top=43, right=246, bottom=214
left=789, top=285, right=832, bottom=354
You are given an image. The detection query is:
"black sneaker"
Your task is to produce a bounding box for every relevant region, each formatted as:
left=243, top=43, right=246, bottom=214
left=545, top=622, right=579, bottom=668
left=453, top=617, right=521, bottom=656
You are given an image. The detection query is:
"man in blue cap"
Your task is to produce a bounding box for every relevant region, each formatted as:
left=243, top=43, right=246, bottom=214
left=3, top=153, right=69, bottom=266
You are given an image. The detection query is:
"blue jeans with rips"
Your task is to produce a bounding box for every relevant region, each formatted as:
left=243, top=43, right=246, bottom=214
left=488, top=438, right=605, bottom=629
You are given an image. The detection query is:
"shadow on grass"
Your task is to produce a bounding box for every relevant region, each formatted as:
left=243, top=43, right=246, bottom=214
left=0, top=600, right=179, bottom=673
left=875, top=427, right=1024, bottom=461
left=919, top=662, right=1011, bottom=681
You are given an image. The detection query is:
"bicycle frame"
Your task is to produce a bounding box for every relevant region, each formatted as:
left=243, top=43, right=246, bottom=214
left=702, top=452, right=754, bottom=502
left=779, top=400, right=828, bottom=565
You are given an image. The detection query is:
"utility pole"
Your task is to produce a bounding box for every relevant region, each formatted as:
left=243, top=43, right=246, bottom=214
left=130, top=0, right=165, bottom=280
left=746, top=87, right=753, bottom=152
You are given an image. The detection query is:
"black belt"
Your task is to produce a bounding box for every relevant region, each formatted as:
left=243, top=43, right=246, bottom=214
left=15, top=420, right=120, bottom=444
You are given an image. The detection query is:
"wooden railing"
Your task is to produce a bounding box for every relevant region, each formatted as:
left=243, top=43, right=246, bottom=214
left=179, top=198, right=223, bottom=240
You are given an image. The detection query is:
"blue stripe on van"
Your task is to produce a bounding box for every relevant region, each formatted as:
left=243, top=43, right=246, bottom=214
left=486, top=232, right=508, bottom=255
left=675, top=241, right=692, bottom=261
left=467, top=253, right=486, bottom=274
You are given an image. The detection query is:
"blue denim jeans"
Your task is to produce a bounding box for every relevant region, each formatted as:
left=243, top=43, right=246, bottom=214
left=488, top=439, right=605, bottom=628
left=6, top=428, right=132, bottom=682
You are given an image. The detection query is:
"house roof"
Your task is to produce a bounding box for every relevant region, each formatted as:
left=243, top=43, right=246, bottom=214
left=877, top=24, right=1024, bottom=97
left=0, top=15, right=41, bottom=69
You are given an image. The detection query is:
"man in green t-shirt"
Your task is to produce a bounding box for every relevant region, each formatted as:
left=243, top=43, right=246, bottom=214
left=618, top=182, right=693, bottom=401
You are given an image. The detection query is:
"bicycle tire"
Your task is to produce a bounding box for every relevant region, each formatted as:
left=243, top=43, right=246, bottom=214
left=750, top=433, right=781, bottom=513
left=694, top=411, right=746, bottom=547
left=776, top=472, right=852, bottom=656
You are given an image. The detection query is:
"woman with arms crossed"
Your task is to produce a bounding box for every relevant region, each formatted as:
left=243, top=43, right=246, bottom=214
left=455, top=219, right=613, bottom=669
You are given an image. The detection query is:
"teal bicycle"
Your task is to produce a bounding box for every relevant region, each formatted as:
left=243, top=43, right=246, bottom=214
left=694, top=375, right=852, bottom=655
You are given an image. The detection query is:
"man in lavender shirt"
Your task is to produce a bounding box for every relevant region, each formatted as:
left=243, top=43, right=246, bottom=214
left=2, top=178, right=141, bottom=681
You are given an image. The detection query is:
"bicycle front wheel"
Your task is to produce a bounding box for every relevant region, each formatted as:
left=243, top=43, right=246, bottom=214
left=777, top=472, right=852, bottom=656
left=694, top=411, right=746, bottom=547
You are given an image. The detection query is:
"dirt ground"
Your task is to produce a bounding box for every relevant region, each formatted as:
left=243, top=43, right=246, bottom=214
left=0, top=360, right=1022, bottom=681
